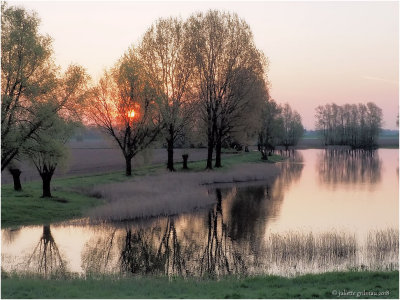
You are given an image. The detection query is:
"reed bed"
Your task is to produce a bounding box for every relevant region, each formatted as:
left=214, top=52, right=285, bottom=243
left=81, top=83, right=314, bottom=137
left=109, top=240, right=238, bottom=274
left=88, top=163, right=279, bottom=221
left=263, top=230, right=398, bottom=276
left=366, top=228, right=399, bottom=262
left=266, top=231, right=357, bottom=266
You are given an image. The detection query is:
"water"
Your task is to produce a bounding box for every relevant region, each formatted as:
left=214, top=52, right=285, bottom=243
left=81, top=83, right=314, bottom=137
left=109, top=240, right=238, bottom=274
left=2, top=149, right=398, bottom=277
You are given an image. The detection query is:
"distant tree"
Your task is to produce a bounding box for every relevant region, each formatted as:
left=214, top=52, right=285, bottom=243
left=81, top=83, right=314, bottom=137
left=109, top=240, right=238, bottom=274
left=258, top=99, right=283, bottom=160
left=280, top=103, right=304, bottom=150
left=88, top=48, right=161, bottom=176
left=26, top=115, right=76, bottom=197
left=315, top=102, right=382, bottom=149
left=186, top=10, right=268, bottom=169
left=139, top=17, right=195, bottom=171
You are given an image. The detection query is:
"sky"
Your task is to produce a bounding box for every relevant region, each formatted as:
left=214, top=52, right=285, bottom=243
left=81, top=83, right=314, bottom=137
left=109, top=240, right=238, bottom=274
left=12, top=1, right=399, bottom=129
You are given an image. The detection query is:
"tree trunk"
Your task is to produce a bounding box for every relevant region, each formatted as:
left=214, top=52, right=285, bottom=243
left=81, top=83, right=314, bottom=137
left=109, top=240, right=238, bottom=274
left=215, top=135, right=222, bottom=168
left=182, top=154, right=189, bottom=169
left=125, top=156, right=132, bottom=176
left=9, top=168, right=22, bottom=191
left=206, top=104, right=214, bottom=170
left=41, top=173, right=53, bottom=198
left=206, top=126, right=214, bottom=169
left=166, top=125, right=175, bottom=171
left=261, top=149, right=268, bottom=160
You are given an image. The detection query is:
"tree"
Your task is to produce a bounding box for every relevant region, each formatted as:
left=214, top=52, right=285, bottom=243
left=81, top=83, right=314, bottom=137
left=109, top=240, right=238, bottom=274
left=1, top=4, right=89, bottom=193
left=139, top=17, right=195, bottom=171
left=258, top=99, right=283, bottom=159
left=26, top=115, right=76, bottom=197
left=88, top=48, right=161, bottom=176
left=1, top=3, right=56, bottom=171
left=186, top=10, right=267, bottom=169
left=315, top=102, right=382, bottom=149
left=280, top=103, right=304, bottom=150
left=214, top=67, right=268, bottom=162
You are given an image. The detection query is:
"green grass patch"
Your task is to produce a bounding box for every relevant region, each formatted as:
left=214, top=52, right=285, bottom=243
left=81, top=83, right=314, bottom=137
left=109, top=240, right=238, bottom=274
left=2, top=151, right=284, bottom=228
left=1, top=271, right=398, bottom=299
left=1, top=184, right=103, bottom=228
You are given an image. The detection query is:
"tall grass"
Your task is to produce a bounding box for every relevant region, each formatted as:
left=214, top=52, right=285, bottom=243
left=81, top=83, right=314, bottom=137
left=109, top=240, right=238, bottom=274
left=366, top=228, right=399, bottom=271
left=89, top=163, right=279, bottom=221
left=264, top=229, right=398, bottom=276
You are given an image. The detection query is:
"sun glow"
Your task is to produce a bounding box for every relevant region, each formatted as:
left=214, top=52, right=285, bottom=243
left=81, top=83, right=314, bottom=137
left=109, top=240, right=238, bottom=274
left=127, top=110, right=135, bottom=118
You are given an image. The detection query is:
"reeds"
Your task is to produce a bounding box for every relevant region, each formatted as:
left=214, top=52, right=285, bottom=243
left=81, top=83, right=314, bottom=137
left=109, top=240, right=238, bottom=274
left=367, top=228, right=399, bottom=260
left=88, top=163, right=279, bottom=221
left=266, top=231, right=357, bottom=266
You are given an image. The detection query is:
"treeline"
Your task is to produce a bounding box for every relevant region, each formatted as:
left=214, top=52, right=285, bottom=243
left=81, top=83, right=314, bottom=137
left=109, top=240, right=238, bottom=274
left=315, top=103, right=383, bottom=149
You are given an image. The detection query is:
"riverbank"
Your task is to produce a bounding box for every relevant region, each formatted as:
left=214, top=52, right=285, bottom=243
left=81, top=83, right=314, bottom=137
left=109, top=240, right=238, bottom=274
left=2, top=271, right=398, bottom=298
left=1, top=152, right=284, bottom=228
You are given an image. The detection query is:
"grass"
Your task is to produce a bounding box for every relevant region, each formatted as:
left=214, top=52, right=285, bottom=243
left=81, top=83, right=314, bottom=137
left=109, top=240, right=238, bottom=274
left=1, top=151, right=284, bottom=228
left=1, top=185, right=103, bottom=228
left=1, top=271, right=398, bottom=298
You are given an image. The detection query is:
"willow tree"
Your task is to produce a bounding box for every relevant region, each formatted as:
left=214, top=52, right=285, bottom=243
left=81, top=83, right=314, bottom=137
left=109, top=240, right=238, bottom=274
left=186, top=10, right=267, bottom=169
left=1, top=3, right=56, bottom=171
left=26, top=115, right=76, bottom=197
left=88, top=48, right=161, bottom=176
left=139, top=17, right=195, bottom=171
left=1, top=4, right=89, bottom=194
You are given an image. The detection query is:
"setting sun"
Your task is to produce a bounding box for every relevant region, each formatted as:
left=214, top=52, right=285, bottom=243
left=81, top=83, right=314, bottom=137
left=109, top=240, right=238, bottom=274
left=127, top=110, right=135, bottom=118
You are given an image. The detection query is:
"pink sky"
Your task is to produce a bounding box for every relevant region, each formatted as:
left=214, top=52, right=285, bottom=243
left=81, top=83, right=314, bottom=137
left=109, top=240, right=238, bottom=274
left=14, top=1, right=399, bottom=129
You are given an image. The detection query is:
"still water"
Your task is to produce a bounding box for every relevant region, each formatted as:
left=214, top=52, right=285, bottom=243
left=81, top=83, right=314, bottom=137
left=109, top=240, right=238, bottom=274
left=2, top=149, right=398, bottom=277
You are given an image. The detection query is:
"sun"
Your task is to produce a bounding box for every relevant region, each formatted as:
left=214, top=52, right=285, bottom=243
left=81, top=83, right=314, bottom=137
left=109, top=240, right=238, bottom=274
left=127, top=110, right=135, bottom=118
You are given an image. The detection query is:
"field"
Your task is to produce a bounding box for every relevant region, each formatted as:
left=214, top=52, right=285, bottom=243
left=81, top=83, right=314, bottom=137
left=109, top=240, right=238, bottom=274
left=2, top=271, right=398, bottom=299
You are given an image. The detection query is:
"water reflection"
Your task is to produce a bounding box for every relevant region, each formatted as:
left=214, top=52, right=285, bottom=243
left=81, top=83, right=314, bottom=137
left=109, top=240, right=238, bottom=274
left=26, top=225, right=66, bottom=276
left=2, top=149, right=398, bottom=277
left=317, top=149, right=382, bottom=188
left=81, top=228, right=117, bottom=275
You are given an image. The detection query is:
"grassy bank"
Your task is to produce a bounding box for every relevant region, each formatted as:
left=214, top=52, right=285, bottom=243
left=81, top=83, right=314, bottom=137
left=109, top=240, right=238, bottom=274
left=2, top=271, right=398, bottom=299
left=1, top=151, right=284, bottom=228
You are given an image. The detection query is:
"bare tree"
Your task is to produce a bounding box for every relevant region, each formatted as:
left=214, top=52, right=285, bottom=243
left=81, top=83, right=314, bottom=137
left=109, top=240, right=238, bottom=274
left=88, top=48, right=161, bottom=176
left=139, top=17, right=195, bottom=171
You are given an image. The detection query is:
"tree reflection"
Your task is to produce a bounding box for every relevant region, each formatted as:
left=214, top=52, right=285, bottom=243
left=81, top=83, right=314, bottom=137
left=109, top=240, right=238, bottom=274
left=199, top=189, right=246, bottom=277
left=317, top=149, right=382, bottom=187
left=2, top=228, right=21, bottom=244
left=26, top=225, right=66, bottom=276
left=81, top=228, right=117, bottom=275
left=276, top=150, right=304, bottom=185
left=119, top=218, right=188, bottom=276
